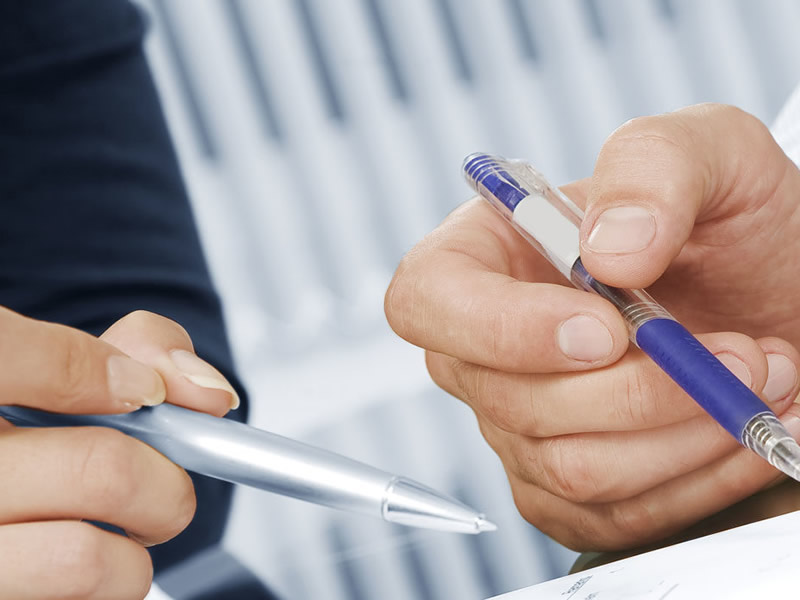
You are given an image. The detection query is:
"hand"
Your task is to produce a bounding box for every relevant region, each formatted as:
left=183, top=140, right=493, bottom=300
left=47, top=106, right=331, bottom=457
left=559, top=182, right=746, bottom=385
left=0, top=309, right=239, bottom=599
left=385, top=104, right=800, bottom=551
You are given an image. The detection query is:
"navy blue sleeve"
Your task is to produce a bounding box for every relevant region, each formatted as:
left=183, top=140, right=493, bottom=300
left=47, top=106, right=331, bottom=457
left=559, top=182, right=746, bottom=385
left=0, top=0, right=248, bottom=572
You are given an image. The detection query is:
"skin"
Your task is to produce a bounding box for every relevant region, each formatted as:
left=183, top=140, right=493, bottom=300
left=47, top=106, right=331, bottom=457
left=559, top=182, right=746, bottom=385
left=0, top=309, right=238, bottom=599
left=385, top=104, right=800, bottom=552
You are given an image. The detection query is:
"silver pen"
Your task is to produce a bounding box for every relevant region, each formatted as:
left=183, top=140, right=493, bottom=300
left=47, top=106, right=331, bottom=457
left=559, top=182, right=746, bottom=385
left=0, top=403, right=496, bottom=534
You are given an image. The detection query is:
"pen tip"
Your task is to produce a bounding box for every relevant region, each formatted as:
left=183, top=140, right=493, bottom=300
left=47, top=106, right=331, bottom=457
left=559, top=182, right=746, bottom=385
left=476, top=516, right=498, bottom=533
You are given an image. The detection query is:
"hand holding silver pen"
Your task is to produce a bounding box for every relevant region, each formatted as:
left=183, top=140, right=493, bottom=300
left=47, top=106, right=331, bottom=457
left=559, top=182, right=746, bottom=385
left=0, top=308, right=494, bottom=598
left=0, top=310, right=243, bottom=598
left=385, top=104, right=800, bottom=552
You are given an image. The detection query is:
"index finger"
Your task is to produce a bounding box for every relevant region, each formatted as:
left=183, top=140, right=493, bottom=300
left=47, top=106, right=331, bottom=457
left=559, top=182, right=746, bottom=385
left=385, top=198, right=630, bottom=372
left=0, top=307, right=165, bottom=414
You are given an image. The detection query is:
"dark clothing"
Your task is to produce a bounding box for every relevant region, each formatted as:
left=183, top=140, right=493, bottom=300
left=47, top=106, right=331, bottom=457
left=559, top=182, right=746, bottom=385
left=0, top=0, right=247, bottom=573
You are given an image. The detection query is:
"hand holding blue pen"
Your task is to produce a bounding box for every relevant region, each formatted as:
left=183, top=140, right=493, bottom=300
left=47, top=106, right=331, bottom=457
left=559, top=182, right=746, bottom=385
left=386, top=104, right=800, bottom=551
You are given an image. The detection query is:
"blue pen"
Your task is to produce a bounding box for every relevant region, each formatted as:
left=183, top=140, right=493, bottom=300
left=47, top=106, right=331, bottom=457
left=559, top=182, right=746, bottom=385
left=464, top=153, right=800, bottom=481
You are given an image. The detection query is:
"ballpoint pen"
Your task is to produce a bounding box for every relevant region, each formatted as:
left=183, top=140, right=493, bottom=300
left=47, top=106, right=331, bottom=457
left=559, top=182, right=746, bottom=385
left=0, top=403, right=496, bottom=534
left=463, top=152, right=800, bottom=482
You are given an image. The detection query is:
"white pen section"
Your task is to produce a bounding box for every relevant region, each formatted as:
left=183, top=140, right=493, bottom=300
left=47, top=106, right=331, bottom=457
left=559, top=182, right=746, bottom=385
left=446, top=0, right=568, bottom=183
left=669, top=0, right=768, bottom=122
left=239, top=0, right=389, bottom=325
left=592, top=0, right=695, bottom=116
left=140, top=2, right=275, bottom=352
left=518, top=0, right=626, bottom=180
left=307, top=0, right=440, bottom=256
left=378, top=0, right=493, bottom=211
left=512, top=195, right=580, bottom=280
left=155, top=0, right=334, bottom=341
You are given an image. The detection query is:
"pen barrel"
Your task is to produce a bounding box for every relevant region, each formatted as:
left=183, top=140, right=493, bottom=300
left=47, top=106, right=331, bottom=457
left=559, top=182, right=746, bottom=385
left=634, top=319, right=770, bottom=441
left=0, top=404, right=393, bottom=519
left=569, top=259, right=672, bottom=337
left=570, top=258, right=770, bottom=441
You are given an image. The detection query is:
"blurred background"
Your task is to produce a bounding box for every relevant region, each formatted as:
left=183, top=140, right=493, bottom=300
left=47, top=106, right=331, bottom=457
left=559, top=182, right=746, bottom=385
left=134, top=1, right=800, bottom=598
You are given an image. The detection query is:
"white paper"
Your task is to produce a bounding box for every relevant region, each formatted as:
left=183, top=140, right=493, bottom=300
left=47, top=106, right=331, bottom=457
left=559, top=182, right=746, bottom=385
left=489, top=509, right=800, bottom=599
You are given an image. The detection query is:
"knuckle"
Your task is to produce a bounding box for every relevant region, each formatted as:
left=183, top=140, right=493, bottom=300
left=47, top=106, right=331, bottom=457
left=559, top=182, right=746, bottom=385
left=51, top=329, right=96, bottom=409
left=615, top=369, right=650, bottom=427
left=702, top=103, right=759, bottom=128
left=470, top=367, right=515, bottom=431
left=611, top=365, right=663, bottom=428
left=541, top=438, right=605, bottom=503
left=559, top=510, right=608, bottom=552
left=448, top=359, right=479, bottom=406
left=482, top=305, right=535, bottom=372
left=506, top=435, right=542, bottom=484
left=608, top=118, right=692, bottom=162
left=74, top=428, right=141, bottom=514
left=450, top=361, right=519, bottom=432
left=448, top=361, right=534, bottom=435
left=604, top=499, right=659, bottom=549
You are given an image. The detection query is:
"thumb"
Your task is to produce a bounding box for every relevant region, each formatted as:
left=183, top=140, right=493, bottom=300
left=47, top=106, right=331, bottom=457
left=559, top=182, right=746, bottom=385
left=579, top=103, right=791, bottom=288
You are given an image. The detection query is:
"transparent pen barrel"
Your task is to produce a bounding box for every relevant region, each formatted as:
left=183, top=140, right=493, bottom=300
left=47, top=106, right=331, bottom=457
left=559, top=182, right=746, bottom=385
left=570, top=258, right=674, bottom=343
left=742, top=413, right=800, bottom=480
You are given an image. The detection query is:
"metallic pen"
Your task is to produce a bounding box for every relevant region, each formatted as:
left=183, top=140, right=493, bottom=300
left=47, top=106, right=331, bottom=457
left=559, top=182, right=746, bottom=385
left=463, top=152, right=800, bottom=482
left=0, top=403, right=496, bottom=534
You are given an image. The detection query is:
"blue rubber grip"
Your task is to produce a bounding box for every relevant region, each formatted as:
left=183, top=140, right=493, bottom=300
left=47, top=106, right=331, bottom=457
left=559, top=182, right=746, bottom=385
left=635, top=318, right=769, bottom=441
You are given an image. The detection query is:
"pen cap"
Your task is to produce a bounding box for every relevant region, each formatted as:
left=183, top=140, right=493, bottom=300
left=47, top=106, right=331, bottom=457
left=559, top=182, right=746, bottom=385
left=463, top=153, right=583, bottom=279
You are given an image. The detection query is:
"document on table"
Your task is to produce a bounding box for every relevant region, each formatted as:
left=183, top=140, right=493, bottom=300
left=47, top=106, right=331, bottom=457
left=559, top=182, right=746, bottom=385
left=489, top=509, right=800, bottom=599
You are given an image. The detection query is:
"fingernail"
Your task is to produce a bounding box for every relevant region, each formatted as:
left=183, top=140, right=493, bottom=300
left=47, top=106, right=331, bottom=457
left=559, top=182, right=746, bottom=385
left=763, top=354, right=798, bottom=404
left=715, top=352, right=752, bottom=388
left=170, top=349, right=240, bottom=409
left=557, top=315, right=614, bottom=362
left=585, top=206, right=656, bottom=254
left=107, top=355, right=166, bottom=408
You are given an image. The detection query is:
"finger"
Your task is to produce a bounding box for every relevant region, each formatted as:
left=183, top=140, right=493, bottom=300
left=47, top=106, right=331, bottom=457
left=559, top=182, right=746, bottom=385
left=101, top=311, right=239, bottom=417
left=0, top=307, right=165, bottom=413
left=483, top=410, right=750, bottom=504
left=386, top=199, right=630, bottom=372
left=0, top=427, right=196, bottom=546
left=0, top=521, right=152, bottom=600
left=509, top=405, right=800, bottom=552
left=428, top=331, right=799, bottom=436
left=580, top=103, right=797, bottom=288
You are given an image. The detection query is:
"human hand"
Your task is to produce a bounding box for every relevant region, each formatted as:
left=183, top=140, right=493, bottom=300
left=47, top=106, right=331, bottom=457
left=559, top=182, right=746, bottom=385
left=0, top=309, right=239, bottom=599
left=385, top=104, right=800, bottom=551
